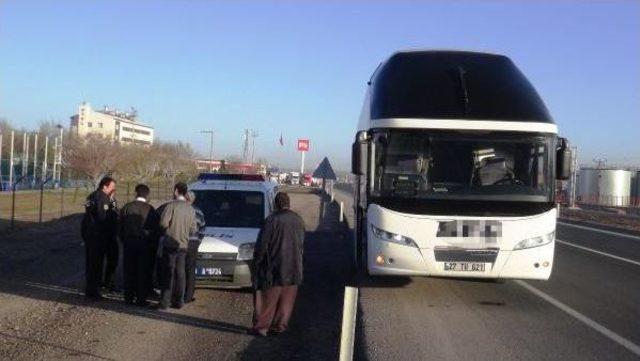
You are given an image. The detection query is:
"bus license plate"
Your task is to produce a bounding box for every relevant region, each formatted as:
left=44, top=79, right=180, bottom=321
left=443, top=262, right=486, bottom=272
left=198, top=267, right=223, bottom=276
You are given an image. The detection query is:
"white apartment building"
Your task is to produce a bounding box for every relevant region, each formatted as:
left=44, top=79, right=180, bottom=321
left=70, top=102, right=154, bottom=145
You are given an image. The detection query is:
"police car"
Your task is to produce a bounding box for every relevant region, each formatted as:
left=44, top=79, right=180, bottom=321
left=190, top=173, right=277, bottom=288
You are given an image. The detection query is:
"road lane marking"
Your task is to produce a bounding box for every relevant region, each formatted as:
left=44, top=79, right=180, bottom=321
left=556, top=240, right=640, bottom=267
left=516, top=280, right=640, bottom=357
left=558, top=222, right=640, bottom=241
left=339, top=286, right=358, bottom=361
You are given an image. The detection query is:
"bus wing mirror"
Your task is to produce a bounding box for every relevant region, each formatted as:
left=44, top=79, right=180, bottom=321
left=352, top=131, right=368, bottom=175
left=556, top=137, right=571, bottom=180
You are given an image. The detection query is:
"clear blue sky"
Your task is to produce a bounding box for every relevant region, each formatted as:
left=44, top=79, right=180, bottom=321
left=1, top=0, right=639, bottom=171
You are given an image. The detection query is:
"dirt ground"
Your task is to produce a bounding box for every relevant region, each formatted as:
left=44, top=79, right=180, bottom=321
left=0, top=188, right=353, bottom=361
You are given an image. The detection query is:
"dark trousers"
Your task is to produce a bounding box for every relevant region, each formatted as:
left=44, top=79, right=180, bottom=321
left=123, top=244, right=149, bottom=304
left=160, top=247, right=186, bottom=308
left=252, top=285, right=299, bottom=335
left=146, top=246, right=158, bottom=294
left=184, top=241, right=201, bottom=302
left=103, top=238, right=119, bottom=288
left=85, top=237, right=107, bottom=297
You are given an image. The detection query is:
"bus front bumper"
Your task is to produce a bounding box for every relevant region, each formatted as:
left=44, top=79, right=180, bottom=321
left=368, top=241, right=554, bottom=280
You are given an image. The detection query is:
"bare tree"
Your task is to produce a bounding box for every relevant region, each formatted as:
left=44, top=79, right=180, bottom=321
left=64, top=134, right=124, bottom=188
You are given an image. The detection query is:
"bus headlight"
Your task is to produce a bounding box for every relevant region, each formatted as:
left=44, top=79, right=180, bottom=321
left=237, top=243, right=255, bottom=261
left=514, top=231, right=555, bottom=250
left=371, top=225, right=418, bottom=247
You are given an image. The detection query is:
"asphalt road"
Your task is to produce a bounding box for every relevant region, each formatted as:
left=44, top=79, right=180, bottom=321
left=2, top=187, right=639, bottom=360
left=332, top=189, right=640, bottom=361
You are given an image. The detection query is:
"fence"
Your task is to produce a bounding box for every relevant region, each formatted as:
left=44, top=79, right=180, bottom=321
left=0, top=177, right=189, bottom=234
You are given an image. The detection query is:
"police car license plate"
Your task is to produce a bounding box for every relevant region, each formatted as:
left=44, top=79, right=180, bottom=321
left=443, top=262, right=486, bottom=272
left=198, top=267, right=223, bottom=276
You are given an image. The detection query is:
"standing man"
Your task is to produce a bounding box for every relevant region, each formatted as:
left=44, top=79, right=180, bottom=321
left=103, top=187, right=120, bottom=293
left=184, top=191, right=206, bottom=304
left=81, top=176, right=118, bottom=300
left=250, top=192, right=305, bottom=336
left=158, top=182, right=198, bottom=309
left=120, top=184, right=159, bottom=306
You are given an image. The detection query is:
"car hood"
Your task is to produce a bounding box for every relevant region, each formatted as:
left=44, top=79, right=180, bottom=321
left=199, top=227, right=260, bottom=253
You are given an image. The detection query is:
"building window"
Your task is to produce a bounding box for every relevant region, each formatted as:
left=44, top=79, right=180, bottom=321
left=98, top=123, right=103, bottom=128
left=87, top=122, right=92, bottom=127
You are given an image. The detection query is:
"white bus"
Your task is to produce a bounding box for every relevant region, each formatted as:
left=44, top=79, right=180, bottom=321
left=351, top=50, right=570, bottom=280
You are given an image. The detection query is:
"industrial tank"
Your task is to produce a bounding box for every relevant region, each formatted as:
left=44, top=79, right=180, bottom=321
left=577, top=168, right=600, bottom=205
left=598, top=169, right=632, bottom=207
left=577, top=168, right=633, bottom=207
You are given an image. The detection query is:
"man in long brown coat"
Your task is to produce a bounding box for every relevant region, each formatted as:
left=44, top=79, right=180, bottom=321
left=249, top=192, right=305, bottom=336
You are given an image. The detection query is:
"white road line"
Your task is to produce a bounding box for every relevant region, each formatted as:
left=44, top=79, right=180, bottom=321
left=339, top=286, right=358, bottom=361
left=516, top=280, right=640, bottom=357
left=558, top=222, right=640, bottom=241
left=556, top=240, right=640, bottom=267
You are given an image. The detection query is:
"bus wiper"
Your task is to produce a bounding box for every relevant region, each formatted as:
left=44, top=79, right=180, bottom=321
left=457, top=66, right=469, bottom=117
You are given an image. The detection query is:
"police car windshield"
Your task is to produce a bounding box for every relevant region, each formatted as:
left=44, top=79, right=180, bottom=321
left=193, top=190, right=265, bottom=228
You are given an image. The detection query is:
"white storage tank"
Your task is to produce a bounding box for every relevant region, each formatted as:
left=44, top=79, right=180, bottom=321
left=577, top=168, right=600, bottom=205
left=598, top=169, right=632, bottom=207
left=577, top=168, right=633, bottom=207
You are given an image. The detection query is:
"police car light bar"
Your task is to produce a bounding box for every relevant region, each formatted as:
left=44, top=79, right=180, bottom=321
left=197, top=173, right=266, bottom=182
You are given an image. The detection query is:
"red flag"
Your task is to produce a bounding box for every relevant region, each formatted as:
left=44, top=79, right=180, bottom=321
left=279, top=133, right=284, bottom=146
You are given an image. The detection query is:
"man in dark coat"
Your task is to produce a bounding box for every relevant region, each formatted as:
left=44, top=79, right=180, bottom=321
left=119, top=184, right=159, bottom=306
left=249, top=192, right=305, bottom=336
left=103, top=190, right=120, bottom=293
left=81, top=176, right=118, bottom=300
left=184, top=190, right=206, bottom=304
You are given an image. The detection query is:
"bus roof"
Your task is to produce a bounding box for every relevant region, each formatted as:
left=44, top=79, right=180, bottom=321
left=369, top=50, right=554, bottom=124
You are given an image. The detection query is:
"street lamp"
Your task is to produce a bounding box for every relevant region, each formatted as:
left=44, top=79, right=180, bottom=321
left=200, top=130, right=215, bottom=172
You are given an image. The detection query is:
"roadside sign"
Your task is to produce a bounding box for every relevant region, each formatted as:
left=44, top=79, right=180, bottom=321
left=297, top=139, right=310, bottom=152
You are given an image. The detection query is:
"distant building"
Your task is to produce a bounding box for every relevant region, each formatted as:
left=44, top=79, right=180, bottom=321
left=69, top=102, right=154, bottom=146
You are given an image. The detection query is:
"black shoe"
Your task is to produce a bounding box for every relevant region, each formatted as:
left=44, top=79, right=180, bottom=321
left=268, top=329, right=286, bottom=336
left=185, top=297, right=196, bottom=304
left=124, top=298, right=135, bottom=305
left=154, top=304, right=169, bottom=310
left=170, top=303, right=184, bottom=310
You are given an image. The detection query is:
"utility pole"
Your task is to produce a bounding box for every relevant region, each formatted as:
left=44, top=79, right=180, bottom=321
left=569, top=146, right=578, bottom=208
left=22, top=132, right=27, bottom=177
left=58, top=125, right=63, bottom=184
left=9, top=131, right=14, bottom=185
left=242, top=129, right=250, bottom=163
left=32, top=133, right=38, bottom=185
left=250, top=130, right=259, bottom=164
left=42, top=136, right=48, bottom=181
left=52, top=137, right=58, bottom=186
left=200, top=130, right=215, bottom=172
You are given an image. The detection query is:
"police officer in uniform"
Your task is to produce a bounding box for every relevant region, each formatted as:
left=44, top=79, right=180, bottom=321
left=119, top=184, right=159, bottom=306
left=81, top=176, right=118, bottom=300
left=103, top=187, right=120, bottom=293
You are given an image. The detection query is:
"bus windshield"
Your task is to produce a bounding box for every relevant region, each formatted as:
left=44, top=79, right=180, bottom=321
left=370, top=130, right=555, bottom=203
